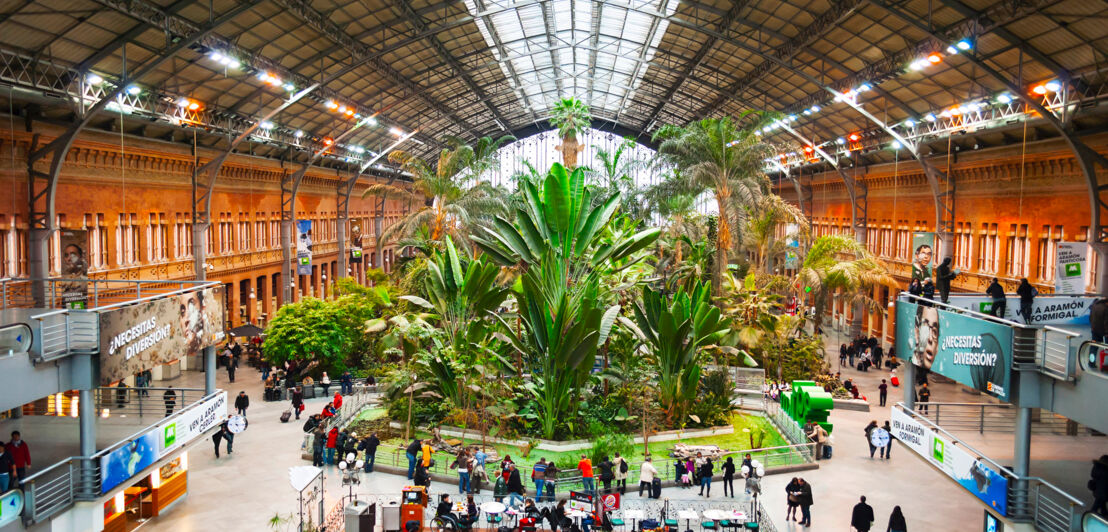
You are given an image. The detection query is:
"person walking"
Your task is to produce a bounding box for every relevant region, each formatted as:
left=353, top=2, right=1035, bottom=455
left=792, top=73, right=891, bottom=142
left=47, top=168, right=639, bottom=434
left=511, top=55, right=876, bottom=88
left=163, top=386, right=176, bottom=416
left=638, top=456, right=658, bottom=497
left=918, top=383, right=931, bottom=415
left=986, top=278, right=1007, bottom=318
left=332, top=391, right=343, bottom=410
left=613, top=452, right=628, bottom=494
left=577, top=454, right=595, bottom=495
left=227, top=354, right=237, bottom=383
left=221, top=416, right=235, bottom=455
left=785, top=477, right=801, bottom=522
left=839, top=344, right=848, bottom=367
left=886, top=505, right=907, bottom=532
left=881, top=421, right=894, bottom=459
left=935, top=257, right=958, bottom=303
left=341, top=370, right=353, bottom=395
left=1089, top=455, right=1108, bottom=517
left=6, top=432, right=29, bottom=482
left=212, top=423, right=225, bottom=458
left=1017, top=278, right=1036, bottom=324
left=291, top=386, right=304, bottom=420
left=234, top=391, right=249, bottom=417
left=864, top=420, right=879, bottom=459
left=851, top=495, right=875, bottom=532
left=878, top=379, right=888, bottom=407
left=405, top=438, right=421, bottom=479
left=721, top=456, right=736, bottom=497
left=598, top=455, right=614, bottom=494
left=320, top=372, right=332, bottom=395
left=452, top=450, right=470, bottom=494
left=532, top=457, right=547, bottom=499
left=311, top=427, right=325, bottom=467
left=796, top=478, right=813, bottom=527
left=507, top=463, right=525, bottom=507
left=698, top=457, right=713, bottom=497
left=359, top=432, right=379, bottom=473
left=325, top=427, right=339, bottom=465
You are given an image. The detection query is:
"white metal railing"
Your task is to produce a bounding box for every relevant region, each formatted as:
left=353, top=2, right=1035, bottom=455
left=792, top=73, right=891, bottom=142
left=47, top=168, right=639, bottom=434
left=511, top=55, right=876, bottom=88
left=916, top=402, right=1084, bottom=435
left=1039, top=328, right=1077, bottom=380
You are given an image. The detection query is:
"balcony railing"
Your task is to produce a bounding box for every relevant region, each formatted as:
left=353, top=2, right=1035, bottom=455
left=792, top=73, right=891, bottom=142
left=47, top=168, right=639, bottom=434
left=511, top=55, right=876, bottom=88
left=0, top=278, right=217, bottom=311
left=915, top=402, right=1086, bottom=436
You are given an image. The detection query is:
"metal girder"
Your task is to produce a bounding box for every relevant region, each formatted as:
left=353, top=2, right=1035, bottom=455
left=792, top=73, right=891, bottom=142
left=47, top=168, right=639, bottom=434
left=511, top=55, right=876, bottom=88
left=25, top=0, right=258, bottom=304
left=613, top=0, right=670, bottom=125
left=74, top=0, right=194, bottom=73
left=779, top=122, right=867, bottom=238
left=541, top=0, right=566, bottom=102
left=271, top=0, right=475, bottom=138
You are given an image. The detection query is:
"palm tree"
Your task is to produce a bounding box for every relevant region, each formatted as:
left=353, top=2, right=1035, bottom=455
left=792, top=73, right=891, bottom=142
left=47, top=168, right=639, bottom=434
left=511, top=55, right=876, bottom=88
left=797, top=234, right=897, bottom=336
left=653, top=113, right=776, bottom=295
left=651, top=191, right=700, bottom=263
left=361, top=138, right=507, bottom=250
left=743, top=194, right=809, bottom=275
left=587, top=136, right=648, bottom=216
left=444, top=134, right=516, bottom=181
left=549, top=98, right=591, bottom=168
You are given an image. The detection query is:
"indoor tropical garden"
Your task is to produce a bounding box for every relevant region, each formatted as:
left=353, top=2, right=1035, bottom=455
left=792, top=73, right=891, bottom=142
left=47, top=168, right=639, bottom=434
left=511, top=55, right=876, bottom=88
left=262, top=98, right=896, bottom=478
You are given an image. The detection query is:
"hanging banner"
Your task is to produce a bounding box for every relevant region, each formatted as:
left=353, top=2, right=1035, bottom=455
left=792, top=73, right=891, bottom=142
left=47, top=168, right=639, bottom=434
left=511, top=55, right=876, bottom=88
left=296, top=220, right=313, bottom=275
left=911, top=232, right=936, bottom=282
left=896, top=299, right=1013, bottom=401
left=1055, top=242, right=1088, bottom=294
left=784, top=223, right=800, bottom=269
left=98, top=287, right=225, bottom=385
left=58, top=229, right=89, bottom=309
left=100, top=429, right=161, bottom=493
left=350, top=220, right=364, bottom=264
left=159, top=391, right=227, bottom=457
left=936, top=293, right=1094, bottom=327
left=891, top=408, right=1009, bottom=515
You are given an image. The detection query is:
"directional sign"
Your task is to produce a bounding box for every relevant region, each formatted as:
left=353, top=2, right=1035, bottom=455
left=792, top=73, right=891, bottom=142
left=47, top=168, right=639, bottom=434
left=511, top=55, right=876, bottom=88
left=0, top=490, right=24, bottom=527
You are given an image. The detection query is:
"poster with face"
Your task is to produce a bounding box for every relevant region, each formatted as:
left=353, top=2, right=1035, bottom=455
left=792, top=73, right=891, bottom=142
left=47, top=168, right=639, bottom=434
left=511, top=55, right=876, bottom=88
left=99, top=287, right=225, bottom=385
left=296, top=220, right=313, bottom=275
left=58, top=229, right=89, bottom=309
left=350, top=220, right=364, bottom=263
left=897, top=299, right=1012, bottom=400
left=911, top=232, right=935, bottom=282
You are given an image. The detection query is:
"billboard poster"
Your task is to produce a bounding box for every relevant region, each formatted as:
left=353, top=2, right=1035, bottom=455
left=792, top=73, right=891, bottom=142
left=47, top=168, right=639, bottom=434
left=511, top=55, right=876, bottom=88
left=940, top=293, right=1093, bottom=327
left=784, top=223, right=800, bottom=269
left=350, top=220, right=364, bottom=264
left=891, top=408, right=1009, bottom=516
left=911, top=232, right=936, bottom=282
left=897, top=300, right=1012, bottom=400
left=296, top=219, right=313, bottom=275
left=1055, top=242, right=1088, bottom=294
left=58, top=229, right=89, bottom=309
left=568, top=491, right=593, bottom=512
left=100, top=429, right=160, bottom=493
left=160, top=391, right=227, bottom=456
left=98, top=287, right=225, bottom=385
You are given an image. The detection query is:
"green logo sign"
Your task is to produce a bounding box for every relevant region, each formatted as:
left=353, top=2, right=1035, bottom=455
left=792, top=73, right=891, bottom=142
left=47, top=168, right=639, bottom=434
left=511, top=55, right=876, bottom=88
left=163, top=422, right=177, bottom=448
left=299, top=256, right=311, bottom=265
left=978, top=302, right=992, bottom=313
left=932, top=437, right=945, bottom=463
left=1065, top=263, right=1082, bottom=276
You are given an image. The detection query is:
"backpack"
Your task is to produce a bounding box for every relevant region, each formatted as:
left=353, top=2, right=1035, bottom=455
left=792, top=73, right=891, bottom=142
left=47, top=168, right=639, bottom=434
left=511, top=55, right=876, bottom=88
left=620, top=459, right=629, bottom=473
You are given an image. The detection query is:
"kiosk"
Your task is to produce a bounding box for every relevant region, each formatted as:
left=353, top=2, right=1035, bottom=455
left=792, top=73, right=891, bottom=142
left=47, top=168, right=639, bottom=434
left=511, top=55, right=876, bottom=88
left=401, top=485, right=428, bottom=532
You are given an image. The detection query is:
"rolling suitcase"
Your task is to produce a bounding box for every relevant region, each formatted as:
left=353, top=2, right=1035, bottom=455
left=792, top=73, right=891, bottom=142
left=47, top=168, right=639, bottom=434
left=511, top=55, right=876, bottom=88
left=651, top=478, right=662, bottom=499
left=280, top=409, right=292, bottom=423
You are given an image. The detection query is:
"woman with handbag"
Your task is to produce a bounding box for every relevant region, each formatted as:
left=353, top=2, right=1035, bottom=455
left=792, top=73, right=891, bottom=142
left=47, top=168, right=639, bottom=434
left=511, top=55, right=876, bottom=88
left=785, top=477, right=801, bottom=521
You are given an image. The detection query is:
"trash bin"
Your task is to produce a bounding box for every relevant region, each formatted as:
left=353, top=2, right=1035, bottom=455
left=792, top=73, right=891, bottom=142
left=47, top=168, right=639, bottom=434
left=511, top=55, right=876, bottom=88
left=345, top=500, right=375, bottom=532
left=382, top=500, right=401, bottom=532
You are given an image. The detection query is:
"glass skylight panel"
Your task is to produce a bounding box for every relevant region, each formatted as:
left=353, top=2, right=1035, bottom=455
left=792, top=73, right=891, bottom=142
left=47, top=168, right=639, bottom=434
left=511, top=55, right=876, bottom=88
left=463, top=0, right=675, bottom=121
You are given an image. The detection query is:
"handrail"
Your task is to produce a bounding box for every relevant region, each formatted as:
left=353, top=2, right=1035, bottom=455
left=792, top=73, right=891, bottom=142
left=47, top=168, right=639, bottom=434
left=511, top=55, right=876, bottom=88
left=897, top=293, right=1083, bottom=337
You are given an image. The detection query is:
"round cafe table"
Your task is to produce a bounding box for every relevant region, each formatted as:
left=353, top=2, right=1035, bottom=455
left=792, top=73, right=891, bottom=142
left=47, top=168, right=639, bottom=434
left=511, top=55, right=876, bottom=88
left=623, top=509, right=644, bottom=531
left=702, top=509, right=746, bottom=527
left=481, top=501, right=506, bottom=514
left=677, top=509, right=699, bottom=532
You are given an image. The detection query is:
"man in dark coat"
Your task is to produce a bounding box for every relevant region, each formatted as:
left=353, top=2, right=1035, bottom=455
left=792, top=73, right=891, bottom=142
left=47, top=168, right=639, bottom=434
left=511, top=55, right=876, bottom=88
left=935, top=257, right=957, bottom=303
left=797, top=478, right=813, bottom=526
left=507, top=463, right=525, bottom=507
left=234, top=391, right=250, bottom=416
left=851, top=495, right=875, bottom=531
left=1090, top=455, right=1108, bottom=517
left=986, top=278, right=1007, bottom=318
left=359, top=433, right=380, bottom=472
left=163, top=386, right=176, bottom=416
left=1091, top=299, right=1108, bottom=343
left=291, top=386, right=304, bottom=420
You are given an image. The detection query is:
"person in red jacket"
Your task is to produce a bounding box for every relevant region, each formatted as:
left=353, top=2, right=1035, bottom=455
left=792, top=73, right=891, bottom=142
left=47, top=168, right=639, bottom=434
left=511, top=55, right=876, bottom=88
left=333, top=392, right=343, bottom=410
left=7, top=431, right=30, bottom=481
left=326, top=427, right=339, bottom=465
left=321, top=402, right=336, bottom=419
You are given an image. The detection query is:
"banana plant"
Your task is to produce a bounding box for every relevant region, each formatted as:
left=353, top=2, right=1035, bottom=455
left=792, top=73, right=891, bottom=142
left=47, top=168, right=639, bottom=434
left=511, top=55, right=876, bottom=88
left=625, top=281, right=732, bottom=425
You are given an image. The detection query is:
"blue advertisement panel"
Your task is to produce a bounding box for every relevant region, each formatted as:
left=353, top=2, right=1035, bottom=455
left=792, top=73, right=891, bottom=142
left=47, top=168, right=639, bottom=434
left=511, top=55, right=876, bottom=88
left=896, top=300, right=1013, bottom=401
left=100, top=429, right=160, bottom=493
left=296, top=219, right=313, bottom=275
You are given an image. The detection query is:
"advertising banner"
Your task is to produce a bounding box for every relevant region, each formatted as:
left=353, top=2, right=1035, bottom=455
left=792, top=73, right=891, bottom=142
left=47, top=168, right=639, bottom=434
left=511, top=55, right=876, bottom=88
left=911, top=232, right=936, bottom=282
left=939, top=293, right=1094, bottom=327
left=784, top=223, right=800, bottom=269
left=296, top=220, right=313, bottom=275
left=1055, top=242, right=1088, bottom=294
left=98, top=287, right=225, bottom=385
left=896, top=300, right=1013, bottom=401
left=58, top=229, right=89, bottom=309
left=100, top=429, right=160, bottom=493
left=350, top=220, right=364, bottom=264
left=568, top=491, right=593, bottom=512
left=600, top=492, right=621, bottom=512
left=159, top=391, right=227, bottom=456
left=891, top=408, right=1009, bottom=515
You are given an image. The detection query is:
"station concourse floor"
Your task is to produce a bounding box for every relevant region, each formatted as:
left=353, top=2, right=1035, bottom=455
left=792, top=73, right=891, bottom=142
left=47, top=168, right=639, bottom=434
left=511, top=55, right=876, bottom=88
left=125, top=339, right=1102, bottom=532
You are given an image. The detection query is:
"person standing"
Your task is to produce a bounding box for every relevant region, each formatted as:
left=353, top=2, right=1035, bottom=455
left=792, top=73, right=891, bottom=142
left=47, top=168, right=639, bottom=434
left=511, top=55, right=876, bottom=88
left=311, top=427, right=326, bottom=467
left=864, top=420, right=879, bottom=459
left=721, top=456, right=736, bottom=497
left=163, top=386, right=176, bottom=416
left=359, top=432, right=380, bottom=473
left=918, top=383, right=931, bottom=415
left=544, top=461, right=558, bottom=502
left=507, top=463, right=525, bottom=507
left=578, top=454, right=595, bottom=495
left=0, top=442, right=14, bottom=491
left=698, top=457, right=713, bottom=497
left=598, top=455, right=614, bottom=494
left=613, top=452, right=628, bottom=494
left=291, top=386, right=304, bottom=420
left=1017, top=278, right=1036, bottom=324
left=325, top=427, right=339, bottom=465
left=532, top=457, right=547, bottom=499
left=921, top=279, right=935, bottom=304
left=878, top=379, right=888, bottom=407
left=405, top=438, right=421, bottom=479
left=796, top=478, right=813, bottom=527
left=452, top=450, right=470, bottom=494
left=886, top=506, right=907, bottom=532
left=881, top=421, right=894, bottom=460
left=1089, top=455, right=1108, bottom=517
left=986, top=278, right=1007, bottom=319
left=638, top=456, right=657, bottom=497
left=935, top=257, right=958, bottom=303
left=851, top=495, right=875, bottom=532
left=333, top=391, right=343, bottom=411
left=227, top=354, right=237, bottom=383
left=234, top=391, right=249, bottom=417
left=785, top=477, right=801, bottom=522
left=6, top=432, right=29, bottom=483
left=421, top=439, right=433, bottom=468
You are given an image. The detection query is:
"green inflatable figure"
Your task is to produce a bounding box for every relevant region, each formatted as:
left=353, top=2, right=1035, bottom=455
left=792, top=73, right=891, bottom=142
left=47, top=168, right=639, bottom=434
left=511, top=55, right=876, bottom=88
left=779, top=380, right=834, bottom=434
